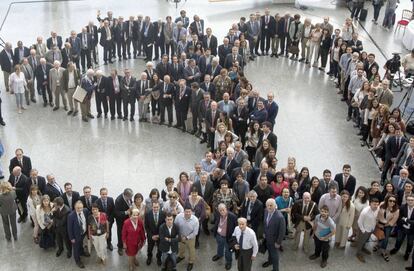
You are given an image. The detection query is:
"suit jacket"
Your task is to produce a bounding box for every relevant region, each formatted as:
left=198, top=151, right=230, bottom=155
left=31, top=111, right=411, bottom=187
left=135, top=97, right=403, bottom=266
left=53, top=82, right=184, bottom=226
left=183, top=65, right=201, bottom=84
left=263, top=209, right=286, bottom=245
left=28, top=55, right=40, bottom=70
left=46, top=36, right=63, bottom=50
left=62, top=68, right=80, bottom=90
left=21, top=63, right=34, bottom=81
left=145, top=211, right=166, bottom=238
left=175, top=86, right=192, bottom=112
left=198, top=55, right=214, bottom=77
left=190, top=88, right=204, bottom=111
left=95, top=76, right=107, bottom=95
left=49, top=67, right=66, bottom=92
left=45, top=50, right=63, bottom=65
left=86, top=25, right=99, bottom=46
left=8, top=173, right=29, bottom=199
left=13, top=47, right=30, bottom=65
left=252, top=168, right=275, bottom=186
left=212, top=211, right=237, bottom=241
left=141, top=21, right=156, bottom=43
left=258, top=132, right=278, bottom=151
left=200, top=82, right=216, bottom=101
left=291, top=200, right=318, bottom=229
left=120, top=76, right=137, bottom=100
left=0, top=49, right=14, bottom=73
left=224, top=53, right=243, bottom=70
left=96, top=197, right=115, bottom=223
left=35, top=64, right=52, bottom=88
left=189, top=20, right=205, bottom=38
left=250, top=108, right=268, bottom=124
left=202, top=35, right=218, bottom=56
left=28, top=176, right=47, bottom=195
left=67, top=209, right=89, bottom=241
left=205, top=109, right=221, bottom=132
left=218, top=45, right=232, bottom=67
left=318, top=179, right=339, bottom=194
left=231, top=167, right=255, bottom=189
left=169, top=62, right=184, bottom=82
left=232, top=106, right=249, bottom=130
left=33, top=43, right=48, bottom=57
left=175, top=16, right=190, bottom=28
left=77, top=32, right=93, bottom=50
left=106, top=75, right=123, bottom=97
left=9, top=156, right=32, bottom=177
left=219, top=157, right=240, bottom=178
left=53, top=204, right=70, bottom=233
left=193, top=180, right=215, bottom=205
left=385, top=136, right=408, bottom=161
left=159, top=223, right=180, bottom=253
left=80, top=195, right=98, bottom=212
left=62, top=191, right=80, bottom=210
left=198, top=99, right=211, bottom=121
left=205, top=64, right=222, bottom=79
left=247, top=96, right=265, bottom=113
left=135, top=79, right=150, bottom=98
left=113, top=22, right=126, bottom=43
left=261, top=15, right=276, bottom=35
left=335, top=173, right=356, bottom=196
left=98, top=26, right=113, bottom=47
left=61, top=47, right=72, bottom=68
left=264, top=100, right=278, bottom=124
left=153, top=21, right=165, bottom=44
left=347, top=39, right=363, bottom=52
left=66, top=37, right=81, bottom=56
left=397, top=204, right=414, bottom=234
left=45, top=182, right=63, bottom=201
left=240, top=199, right=263, bottom=230
left=114, top=194, right=130, bottom=222
left=395, top=142, right=410, bottom=169
left=392, top=175, right=408, bottom=192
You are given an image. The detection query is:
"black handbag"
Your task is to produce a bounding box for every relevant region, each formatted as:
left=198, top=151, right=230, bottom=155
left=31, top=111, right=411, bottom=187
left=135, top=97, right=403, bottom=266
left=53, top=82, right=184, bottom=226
left=259, top=238, right=267, bottom=254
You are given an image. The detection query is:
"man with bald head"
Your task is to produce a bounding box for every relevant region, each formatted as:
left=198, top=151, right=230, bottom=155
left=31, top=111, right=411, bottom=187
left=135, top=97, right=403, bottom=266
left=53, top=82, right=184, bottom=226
left=392, top=168, right=410, bottom=192
left=49, top=60, right=67, bottom=111
left=94, top=70, right=108, bottom=118
left=291, top=192, right=318, bottom=253
left=47, top=31, right=63, bottom=50
left=78, top=27, right=93, bottom=73
left=45, top=174, right=63, bottom=201
left=264, top=92, right=278, bottom=127
left=232, top=217, right=258, bottom=271
left=159, top=75, right=174, bottom=126
left=35, top=57, right=53, bottom=107
left=8, top=166, right=29, bottom=223
left=0, top=42, right=14, bottom=92
left=136, top=71, right=149, bottom=122
left=205, top=101, right=221, bottom=150
left=80, top=69, right=96, bottom=122
left=34, top=36, right=47, bottom=57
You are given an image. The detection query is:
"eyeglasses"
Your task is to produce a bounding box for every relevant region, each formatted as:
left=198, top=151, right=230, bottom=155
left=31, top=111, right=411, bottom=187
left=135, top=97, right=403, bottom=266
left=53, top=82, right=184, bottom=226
left=388, top=199, right=396, bottom=203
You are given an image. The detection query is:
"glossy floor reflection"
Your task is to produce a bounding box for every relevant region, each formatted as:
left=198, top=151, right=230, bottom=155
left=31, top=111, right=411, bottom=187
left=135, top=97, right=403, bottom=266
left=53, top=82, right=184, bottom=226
left=0, top=0, right=410, bottom=270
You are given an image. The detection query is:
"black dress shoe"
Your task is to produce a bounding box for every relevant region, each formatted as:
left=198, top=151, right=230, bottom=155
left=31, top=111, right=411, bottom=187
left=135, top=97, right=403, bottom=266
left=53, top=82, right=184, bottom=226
left=146, top=257, right=152, bottom=265
left=130, top=117, right=134, bottom=121
left=177, top=257, right=184, bottom=263
left=82, top=118, right=88, bottom=122
left=123, top=117, right=127, bottom=121
left=157, top=258, right=162, bottom=266
left=72, top=111, right=78, bottom=116
left=56, top=249, right=63, bottom=257
left=225, top=263, right=232, bottom=270
left=76, top=262, right=85, bottom=269
left=405, top=267, right=414, bottom=271
left=187, top=263, right=193, bottom=271
left=67, top=110, right=73, bottom=115
left=404, top=253, right=410, bottom=261
left=53, top=107, right=59, bottom=111
left=118, top=249, right=124, bottom=256
left=107, top=243, right=113, bottom=251
left=43, top=102, right=47, bottom=107
left=0, top=120, right=5, bottom=126
left=97, top=113, right=102, bottom=118
left=390, top=248, right=398, bottom=255
left=87, top=114, right=94, bottom=119
left=104, top=114, right=108, bottom=119
left=82, top=251, right=90, bottom=257
left=111, top=116, right=115, bottom=120
left=262, top=261, right=271, bottom=267
left=67, top=252, right=72, bottom=258
left=31, top=98, right=37, bottom=103
left=195, top=239, right=199, bottom=249
left=117, top=115, right=123, bottom=119
left=212, top=255, right=222, bottom=261
left=17, top=217, right=23, bottom=223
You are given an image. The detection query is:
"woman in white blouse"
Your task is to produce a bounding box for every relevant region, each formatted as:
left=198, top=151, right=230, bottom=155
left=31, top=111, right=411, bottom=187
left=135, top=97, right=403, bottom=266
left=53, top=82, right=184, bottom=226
left=162, top=191, right=184, bottom=216
left=36, top=195, right=55, bottom=249
left=27, top=185, right=42, bottom=243
left=9, top=64, right=27, bottom=114
left=349, top=186, right=369, bottom=242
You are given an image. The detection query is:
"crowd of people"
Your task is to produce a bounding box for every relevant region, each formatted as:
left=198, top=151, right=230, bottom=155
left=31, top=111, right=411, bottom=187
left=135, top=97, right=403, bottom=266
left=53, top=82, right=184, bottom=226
left=1, top=5, right=414, bottom=271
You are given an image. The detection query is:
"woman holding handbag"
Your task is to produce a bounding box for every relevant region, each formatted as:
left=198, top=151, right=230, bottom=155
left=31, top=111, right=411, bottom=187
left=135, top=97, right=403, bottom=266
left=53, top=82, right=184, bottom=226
left=376, top=194, right=399, bottom=261
left=36, top=195, right=55, bottom=249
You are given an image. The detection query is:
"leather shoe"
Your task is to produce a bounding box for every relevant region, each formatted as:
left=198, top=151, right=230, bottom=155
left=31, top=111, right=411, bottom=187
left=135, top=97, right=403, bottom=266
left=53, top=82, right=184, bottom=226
left=0, top=120, right=5, bottom=126
left=82, top=251, right=90, bottom=257
left=225, top=263, right=232, bottom=270
left=17, top=217, right=23, bottom=223
left=262, top=261, right=271, bottom=267
left=53, top=107, right=59, bottom=111
left=309, top=254, right=319, bottom=260
left=390, top=248, right=398, bottom=255
left=76, top=262, right=85, bottom=269
left=356, top=254, right=365, bottom=263
left=67, top=110, right=73, bottom=115
left=107, top=243, right=113, bottom=251
left=157, top=258, right=162, bottom=266
left=56, top=249, right=63, bottom=257
left=177, top=257, right=184, bottom=263
left=187, top=263, right=193, bottom=271
left=321, top=260, right=327, bottom=268
left=118, top=249, right=124, bottom=256
left=212, top=255, right=222, bottom=261
left=66, top=252, right=72, bottom=258
left=405, top=267, right=414, bottom=270
left=405, top=253, right=410, bottom=261
left=146, top=257, right=152, bottom=265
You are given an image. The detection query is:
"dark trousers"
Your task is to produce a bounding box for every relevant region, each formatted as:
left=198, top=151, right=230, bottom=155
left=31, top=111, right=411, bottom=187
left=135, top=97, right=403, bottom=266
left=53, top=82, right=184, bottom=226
left=80, top=48, right=91, bottom=71
left=56, top=229, right=71, bottom=253
left=144, top=41, right=153, bottom=60
left=356, top=231, right=372, bottom=255
left=320, top=47, right=329, bottom=68
left=135, top=38, right=143, bottom=56
left=343, top=77, right=350, bottom=100
left=254, top=36, right=260, bottom=54
left=266, top=241, right=279, bottom=271
left=72, top=56, right=80, bottom=70
left=147, top=237, right=161, bottom=260
left=165, top=41, right=174, bottom=58
left=111, top=42, right=116, bottom=58
left=234, top=121, right=247, bottom=147
left=154, top=41, right=165, bottom=59
left=91, top=45, right=98, bottom=64
left=280, top=34, right=288, bottom=55
left=175, top=108, right=187, bottom=129
left=107, top=221, right=113, bottom=245
left=260, top=32, right=272, bottom=53
left=351, top=6, right=362, bottom=19
left=191, top=108, right=201, bottom=132
left=313, top=236, right=330, bottom=261
left=208, top=131, right=215, bottom=150
left=238, top=248, right=253, bottom=271
left=0, top=97, right=3, bottom=122
left=126, top=38, right=134, bottom=57
left=249, top=38, right=256, bottom=55
left=361, top=119, right=372, bottom=142
left=373, top=5, right=382, bottom=21
left=116, top=41, right=126, bottom=58
left=160, top=101, right=173, bottom=124
left=109, top=94, right=123, bottom=117
left=381, top=158, right=394, bottom=182
left=123, top=98, right=136, bottom=118
left=73, top=234, right=86, bottom=264
left=17, top=196, right=28, bottom=219
left=151, top=98, right=160, bottom=116
left=103, top=45, right=112, bottom=63
left=39, top=84, right=52, bottom=104
left=393, top=227, right=414, bottom=255
left=1, top=213, right=17, bottom=240
left=116, top=218, right=126, bottom=249
left=246, top=146, right=257, bottom=164
left=95, top=92, right=108, bottom=115
left=331, top=60, right=339, bottom=78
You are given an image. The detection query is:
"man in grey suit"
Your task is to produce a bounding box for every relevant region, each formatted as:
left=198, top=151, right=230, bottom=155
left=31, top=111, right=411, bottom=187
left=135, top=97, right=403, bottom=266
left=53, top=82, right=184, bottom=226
left=34, top=36, right=48, bottom=57
left=319, top=169, right=339, bottom=194
left=184, top=59, right=201, bottom=85
left=262, top=199, right=285, bottom=271
left=190, top=82, right=204, bottom=136
left=49, top=60, right=67, bottom=111
left=392, top=168, right=410, bottom=192
left=223, top=46, right=244, bottom=70
left=45, top=45, right=62, bottom=66
left=394, top=137, right=414, bottom=172
left=20, top=58, right=36, bottom=105
left=164, top=16, right=175, bottom=58
left=233, top=141, right=248, bottom=165
left=193, top=172, right=214, bottom=235
left=247, top=14, right=260, bottom=57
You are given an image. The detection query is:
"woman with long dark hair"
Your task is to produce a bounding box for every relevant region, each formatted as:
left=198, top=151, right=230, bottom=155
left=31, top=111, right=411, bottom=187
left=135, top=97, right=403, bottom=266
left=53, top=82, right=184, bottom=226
left=246, top=121, right=261, bottom=162
left=350, top=186, right=369, bottom=242
left=335, top=190, right=355, bottom=248
left=376, top=194, right=399, bottom=261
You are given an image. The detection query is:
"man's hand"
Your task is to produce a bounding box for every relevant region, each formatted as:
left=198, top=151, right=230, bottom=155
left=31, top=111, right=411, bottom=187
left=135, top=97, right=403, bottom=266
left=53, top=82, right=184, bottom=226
left=71, top=239, right=76, bottom=244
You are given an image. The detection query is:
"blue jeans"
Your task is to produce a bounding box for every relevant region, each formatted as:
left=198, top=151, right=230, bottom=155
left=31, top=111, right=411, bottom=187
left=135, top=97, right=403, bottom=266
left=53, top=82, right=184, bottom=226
left=216, top=234, right=232, bottom=264
left=161, top=252, right=177, bottom=269
left=15, top=93, right=24, bottom=108
left=379, top=226, right=393, bottom=250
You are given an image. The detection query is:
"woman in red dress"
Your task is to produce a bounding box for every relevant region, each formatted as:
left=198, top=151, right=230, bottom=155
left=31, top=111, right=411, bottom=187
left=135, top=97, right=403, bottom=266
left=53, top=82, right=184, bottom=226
left=122, top=209, right=146, bottom=271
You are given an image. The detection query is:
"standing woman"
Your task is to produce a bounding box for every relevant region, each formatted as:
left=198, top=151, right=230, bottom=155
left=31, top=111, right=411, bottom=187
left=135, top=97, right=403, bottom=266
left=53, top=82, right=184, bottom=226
left=88, top=203, right=109, bottom=265
left=122, top=208, right=146, bottom=271
left=308, top=177, right=323, bottom=204
left=372, top=0, right=385, bottom=25
left=335, top=190, right=355, bottom=248
left=9, top=64, right=27, bottom=113
left=185, top=187, right=206, bottom=248
left=329, top=38, right=343, bottom=81
left=319, top=29, right=331, bottom=71
left=27, top=185, right=42, bottom=243
left=176, top=172, right=193, bottom=206
left=36, top=194, right=55, bottom=249
left=132, top=193, right=146, bottom=221
left=0, top=181, right=18, bottom=241
left=308, top=23, right=322, bottom=68
left=297, top=167, right=311, bottom=196
left=150, top=73, right=162, bottom=122
left=349, top=186, right=369, bottom=242
left=144, top=189, right=164, bottom=213
left=270, top=172, right=289, bottom=199
left=246, top=121, right=261, bottom=162
left=376, top=194, right=399, bottom=261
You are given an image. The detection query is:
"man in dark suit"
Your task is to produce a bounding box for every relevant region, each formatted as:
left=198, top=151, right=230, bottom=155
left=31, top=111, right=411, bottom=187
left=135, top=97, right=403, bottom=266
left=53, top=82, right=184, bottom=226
left=279, top=13, right=293, bottom=57
left=61, top=43, right=73, bottom=68
left=382, top=127, right=408, bottom=183
left=174, top=79, right=192, bottom=132
left=392, top=168, right=410, bottom=193
left=94, top=71, right=108, bottom=118
left=260, top=9, right=276, bottom=55
left=120, top=68, right=137, bottom=121
left=198, top=92, right=212, bottom=143
left=264, top=92, right=279, bottom=128
left=114, top=188, right=134, bottom=255
left=145, top=202, right=165, bottom=266
left=233, top=99, right=249, bottom=146
left=46, top=31, right=63, bottom=50
left=170, top=55, right=185, bottom=84
left=159, top=213, right=180, bottom=271
left=9, top=148, right=32, bottom=177
left=193, top=172, right=215, bottom=234
left=190, top=82, right=204, bottom=135
left=224, top=46, right=243, bottom=70
left=219, top=147, right=240, bottom=178
left=124, top=16, right=136, bottom=59
left=35, top=58, right=53, bottom=107
left=347, top=32, right=363, bottom=53
left=67, top=201, right=90, bottom=268
left=45, top=174, right=63, bottom=201
left=231, top=161, right=256, bottom=190
left=189, top=15, right=204, bottom=40
left=247, top=90, right=265, bottom=114
left=142, top=16, right=156, bottom=62
left=86, top=21, right=99, bottom=64
left=13, top=41, right=30, bottom=65
left=159, top=75, right=175, bottom=126
left=106, top=69, right=123, bottom=120
left=66, top=31, right=81, bottom=70
left=175, top=10, right=189, bottom=28
left=211, top=204, right=238, bottom=270
left=79, top=185, right=98, bottom=213
left=29, top=169, right=46, bottom=195
left=257, top=121, right=278, bottom=151
left=202, top=28, right=218, bottom=56
left=153, top=19, right=165, bottom=61
left=77, top=28, right=93, bottom=72
left=8, top=166, right=29, bottom=223
left=113, top=16, right=127, bottom=60
left=250, top=100, right=268, bottom=124
left=155, top=55, right=171, bottom=80
left=240, top=190, right=263, bottom=233
left=98, top=20, right=113, bottom=65
left=205, top=57, right=222, bottom=80
left=390, top=195, right=414, bottom=260
left=62, top=182, right=80, bottom=210
left=334, top=164, right=357, bottom=196
left=52, top=197, right=72, bottom=258
left=95, top=187, right=115, bottom=250
left=218, top=38, right=232, bottom=67
left=262, top=199, right=286, bottom=270
left=205, top=101, right=221, bottom=150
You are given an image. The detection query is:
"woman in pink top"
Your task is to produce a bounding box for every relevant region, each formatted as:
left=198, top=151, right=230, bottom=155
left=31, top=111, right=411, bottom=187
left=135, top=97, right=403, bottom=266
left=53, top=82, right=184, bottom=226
left=176, top=171, right=193, bottom=206
left=270, top=172, right=289, bottom=198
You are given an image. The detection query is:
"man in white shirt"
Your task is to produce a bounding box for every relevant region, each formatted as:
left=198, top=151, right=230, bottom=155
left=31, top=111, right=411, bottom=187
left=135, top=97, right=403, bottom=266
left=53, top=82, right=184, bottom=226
left=232, top=217, right=258, bottom=271
left=356, top=198, right=380, bottom=262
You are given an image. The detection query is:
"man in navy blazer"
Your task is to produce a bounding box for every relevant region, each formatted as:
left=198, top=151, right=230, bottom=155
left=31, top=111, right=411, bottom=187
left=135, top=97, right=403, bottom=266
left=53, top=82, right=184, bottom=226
left=392, top=168, right=410, bottom=192
left=262, top=199, right=286, bottom=270
left=66, top=31, right=82, bottom=70
left=13, top=41, right=30, bottom=65
left=29, top=169, right=47, bottom=195
left=264, top=93, right=279, bottom=128
left=45, top=174, right=64, bottom=201
left=145, top=202, right=166, bottom=266
left=382, top=127, right=407, bottom=183
left=219, top=147, right=240, bottom=179
left=390, top=195, right=414, bottom=260
left=205, top=57, right=222, bottom=80
left=174, top=79, right=192, bottom=132
left=250, top=100, right=268, bottom=124
left=67, top=201, right=90, bottom=268
left=334, top=164, right=356, bottom=197
left=95, top=187, right=115, bottom=250
left=47, top=31, right=63, bottom=50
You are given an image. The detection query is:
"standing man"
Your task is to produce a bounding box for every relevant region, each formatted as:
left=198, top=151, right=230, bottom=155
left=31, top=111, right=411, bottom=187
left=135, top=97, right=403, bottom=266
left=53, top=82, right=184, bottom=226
left=264, top=92, right=279, bottom=128
left=86, top=21, right=99, bottom=65
left=106, top=69, right=123, bottom=120
left=159, top=212, right=180, bottom=271
left=232, top=217, right=258, bottom=271
left=212, top=203, right=237, bottom=270
left=190, top=82, right=204, bottom=136
left=114, top=188, right=133, bottom=256
left=66, top=31, right=81, bottom=70
left=0, top=42, right=14, bottom=92
left=99, top=20, right=113, bottom=65
left=260, top=9, right=276, bottom=56
left=80, top=69, right=96, bottom=122
left=145, top=202, right=166, bottom=266
left=356, top=198, right=380, bottom=263
left=49, top=60, right=67, bottom=111
left=77, top=28, right=92, bottom=73
left=175, top=205, right=199, bottom=271
left=35, top=58, right=53, bottom=107
left=29, top=169, right=47, bottom=195
left=174, top=79, right=191, bottom=132
left=62, top=182, right=80, bottom=210
left=21, top=58, right=36, bottom=105
left=47, top=31, right=63, bottom=50
left=9, top=148, right=32, bottom=177
left=142, top=16, right=155, bottom=62
left=62, top=62, right=80, bottom=116
left=202, top=28, right=218, bottom=56
left=45, top=174, right=63, bottom=201
left=79, top=185, right=98, bottom=212
left=52, top=197, right=72, bottom=258
left=279, top=13, right=293, bottom=57
left=67, top=201, right=90, bottom=269
left=159, top=75, right=174, bottom=126
left=94, top=70, right=108, bottom=118
left=164, top=16, right=175, bottom=58
left=135, top=72, right=149, bottom=122
left=8, top=166, right=29, bottom=223
left=13, top=41, right=30, bottom=65
left=390, top=195, right=414, bottom=260
left=95, top=187, right=115, bottom=251
left=262, top=198, right=286, bottom=271
left=334, top=164, right=357, bottom=196
left=153, top=18, right=165, bottom=61
left=205, top=101, right=220, bottom=150
left=247, top=14, right=260, bottom=58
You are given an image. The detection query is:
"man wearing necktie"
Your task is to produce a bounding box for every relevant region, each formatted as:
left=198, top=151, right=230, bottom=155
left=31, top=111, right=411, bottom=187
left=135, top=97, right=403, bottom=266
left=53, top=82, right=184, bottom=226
left=98, top=20, right=113, bottom=65
left=382, top=126, right=407, bottom=184
left=68, top=201, right=90, bottom=268
left=97, top=187, right=115, bottom=251
left=260, top=9, right=275, bottom=56
left=80, top=185, right=98, bottom=212
left=66, top=31, right=81, bottom=70
left=141, top=16, right=155, bottom=62
left=334, top=164, right=356, bottom=197
left=114, top=188, right=134, bottom=256
left=145, top=202, right=165, bottom=266
left=8, top=166, right=30, bottom=223
left=159, top=75, right=174, bottom=126
left=174, top=79, right=191, bottom=132
left=78, top=28, right=92, bottom=73
left=120, top=68, right=136, bottom=121
left=0, top=42, right=14, bottom=93
left=136, top=72, right=149, bottom=122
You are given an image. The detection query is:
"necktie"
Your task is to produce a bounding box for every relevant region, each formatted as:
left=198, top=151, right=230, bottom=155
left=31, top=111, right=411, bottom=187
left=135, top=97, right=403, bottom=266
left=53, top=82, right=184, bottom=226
left=212, top=111, right=216, bottom=126
left=399, top=179, right=405, bottom=190
left=344, top=176, right=348, bottom=187
left=87, top=198, right=91, bottom=209
left=15, top=176, right=19, bottom=185
left=266, top=212, right=272, bottom=226
left=303, top=204, right=308, bottom=216
left=103, top=199, right=107, bottom=211
left=32, top=57, right=36, bottom=67
left=239, top=231, right=244, bottom=248
left=19, top=159, right=23, bottom=167
left=154, top=213, right=158, bottom=225
left=33, top=178, right=37, bottom=185
left=78, top=213, right=84, bottom=231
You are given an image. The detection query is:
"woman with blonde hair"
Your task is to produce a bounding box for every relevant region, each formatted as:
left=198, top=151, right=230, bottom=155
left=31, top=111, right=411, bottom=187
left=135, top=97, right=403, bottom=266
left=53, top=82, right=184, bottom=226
left=36, top=194, right=55, bottom=249
left=9, top=64, right=27, bottom=113
left=27, top=184, right=42, bottom=243
left=122, top=208, right=146, bottom=271
left=0, top=181, right=18, bottom=241
left=162, top=191, right=184, bottom=216
left=282, top=157, right=299, bottom=182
